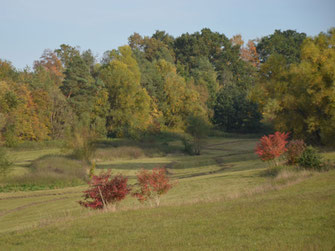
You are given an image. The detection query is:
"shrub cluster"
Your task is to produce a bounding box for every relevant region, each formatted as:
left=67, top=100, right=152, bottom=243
left=255, top=133, right=332, bottom=171
left=79, top=168, right=174, bottom=210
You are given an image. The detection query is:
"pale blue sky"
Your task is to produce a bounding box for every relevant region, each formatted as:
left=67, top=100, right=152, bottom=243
left=1, top=0, right=334, bottom=69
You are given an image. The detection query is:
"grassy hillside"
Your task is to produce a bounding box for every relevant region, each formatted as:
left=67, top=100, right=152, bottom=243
left=1, top=171, right=334, bottom=250
left=0, top=136, right=334, bottom=250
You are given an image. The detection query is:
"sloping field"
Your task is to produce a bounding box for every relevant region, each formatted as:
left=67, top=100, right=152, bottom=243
left=0, top=137, right=334, bottom=250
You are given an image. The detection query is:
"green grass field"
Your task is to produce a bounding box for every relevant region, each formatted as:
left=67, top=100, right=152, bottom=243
left=0, top=136, right=334, bottom=250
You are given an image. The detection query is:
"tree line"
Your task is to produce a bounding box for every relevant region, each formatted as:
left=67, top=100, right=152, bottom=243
left=0, top=28, right=334, bottom=146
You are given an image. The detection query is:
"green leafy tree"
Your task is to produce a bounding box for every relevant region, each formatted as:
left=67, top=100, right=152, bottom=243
left=256, top=29, right=307, bottom=64
left=213, top=84, right=262, bottom=132
left=100, top=46, right=152, bottom=138
left=173, top=29, right=257, bottom=127
left=55, top=44, right=81, bottom=68
left=128, top=31, right=175, bottom=63
left=173, top=28, right=244, bottom=86
left=130, top=49, right=165, bottom=100
left=174, top=28, right=228, bottom=77
left=190, top=57, right=219, bottom=115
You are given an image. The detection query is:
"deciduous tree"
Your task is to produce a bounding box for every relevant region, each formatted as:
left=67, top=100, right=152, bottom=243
left=213, top=84, right=262, bottom=132
left=255, top=132, right=289, bottom=166
left=79, top=170, right=130, bottom=210
left=251, top=29, right=335, bottom=145
left=256, top=29, right=306, bottom=64
left=132, top=168, right=174, bottom=207
left=100, top=46, right=152, bottom=138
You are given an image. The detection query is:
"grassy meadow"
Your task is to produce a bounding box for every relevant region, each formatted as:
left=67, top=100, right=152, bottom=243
left=0, top=135, right=334, bottom=250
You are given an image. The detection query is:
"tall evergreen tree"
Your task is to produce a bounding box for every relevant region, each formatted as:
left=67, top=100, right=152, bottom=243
left=60, top=55, right=95, bottom=116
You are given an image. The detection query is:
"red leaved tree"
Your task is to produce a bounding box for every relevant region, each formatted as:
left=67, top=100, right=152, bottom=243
left=132, top=168, right=174, bottom=207
left=79, top=170, right=130, bottom=211
left=255, top=132, right=289, bottom=166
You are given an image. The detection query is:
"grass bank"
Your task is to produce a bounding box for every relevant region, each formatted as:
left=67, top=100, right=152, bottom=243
left=0, top=170, right=334, bottom=250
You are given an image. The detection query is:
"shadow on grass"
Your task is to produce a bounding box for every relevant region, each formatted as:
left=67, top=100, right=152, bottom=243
left=94, top=132, right=184, bottom=155
left=0, top=154, right=88, bottom=192
left=96, top=149, right=263, bottom=174
left=257, top=166, right=298, bottom=178
left=177, top=166, right=229, bottom=179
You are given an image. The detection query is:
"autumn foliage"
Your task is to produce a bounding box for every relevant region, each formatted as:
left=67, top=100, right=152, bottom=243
left=132, top=168, right=174, bottom=206
left=286, top=140, right=307, bottom=165
left=79, top=170, right=130, bottom=210
left=255, top=132, right=289, bottom=166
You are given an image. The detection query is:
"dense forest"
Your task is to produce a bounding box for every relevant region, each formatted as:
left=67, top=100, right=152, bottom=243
left=0, top=28, right=334, bottom=146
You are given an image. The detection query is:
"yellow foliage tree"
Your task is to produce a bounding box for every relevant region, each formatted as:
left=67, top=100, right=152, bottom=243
left=155, top=60, right=206, bottom=130
left=251, top=28, right=335, bottom=145
left=99, top=46, right=152, bottom=138
left=0, top=81, right=51, bottom=144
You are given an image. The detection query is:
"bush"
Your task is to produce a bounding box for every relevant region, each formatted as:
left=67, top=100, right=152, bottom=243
left=79, top=170, right=130, bottom=210
left=0, top=148, right=13, bottom=177
left=298, top=146, right=323, bottom=170
left=132, top=168, right=174, bottom=207
left=184, top=115, right=210, bottom=155
left=286, top=140, right=306, bottom=165
left=255, top=132, right=289, bottom=166
left=181, top=134, right=196, bottom=155
left=65, top=128, right=96, bottom=163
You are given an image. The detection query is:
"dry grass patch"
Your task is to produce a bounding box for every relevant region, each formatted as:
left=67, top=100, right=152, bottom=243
left=95, top=146, right=145, bottom=161
left=226, top=168, right=315, bottom=200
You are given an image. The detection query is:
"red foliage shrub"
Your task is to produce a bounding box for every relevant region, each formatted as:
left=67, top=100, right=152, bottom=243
left=132, top=168, right=174, bottom=207
left=286, top=139, right=306, bottom=165
left=79, top=170, right=130, bottom=210
left=255, top=132, right=289, bottom=166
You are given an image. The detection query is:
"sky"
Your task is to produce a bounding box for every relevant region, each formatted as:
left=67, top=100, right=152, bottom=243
left=1, top=0, right=334, bottom=69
